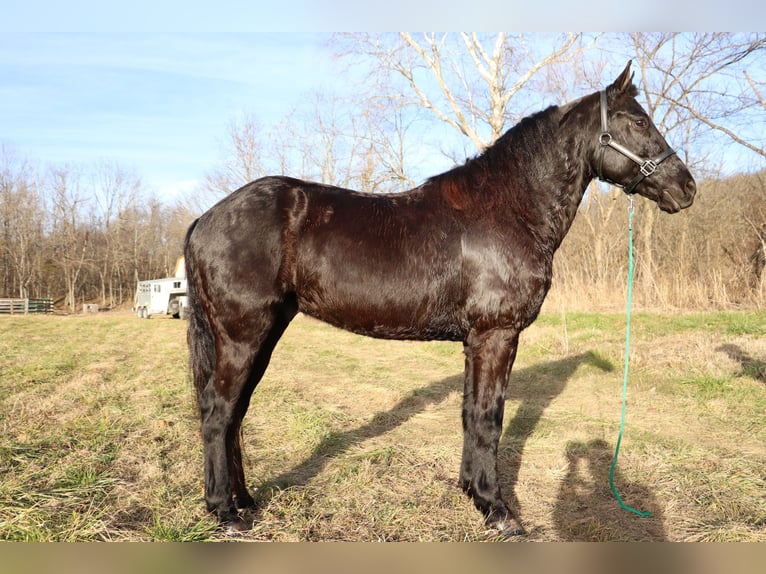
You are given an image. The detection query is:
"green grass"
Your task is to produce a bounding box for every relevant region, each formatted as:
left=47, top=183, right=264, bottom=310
left=0, top=311, right=764, bottom=541
left=635, top=310, right=766, bottom=336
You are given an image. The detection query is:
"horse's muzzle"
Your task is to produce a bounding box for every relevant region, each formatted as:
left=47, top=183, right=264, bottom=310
left=660, top=178, right=696, bottom=213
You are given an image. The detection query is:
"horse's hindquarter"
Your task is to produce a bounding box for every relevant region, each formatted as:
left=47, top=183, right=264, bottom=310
left=185, top=180, right=290, bottom=330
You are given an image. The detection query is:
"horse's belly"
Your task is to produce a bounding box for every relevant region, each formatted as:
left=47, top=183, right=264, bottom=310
left=296, top=279, right=466, bottom=342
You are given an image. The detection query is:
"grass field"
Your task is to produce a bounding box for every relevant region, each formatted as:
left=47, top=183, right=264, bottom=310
left=0, top=310, right=764, bottom=541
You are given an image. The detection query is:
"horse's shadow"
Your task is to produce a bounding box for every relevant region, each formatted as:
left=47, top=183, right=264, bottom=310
left=497, top=351, right=614, bottom=517
left=244, top=349, right=662, bottom=538
left=498, top=351, right=667, bottom=540
left=255, top=371, right=463, bottom=498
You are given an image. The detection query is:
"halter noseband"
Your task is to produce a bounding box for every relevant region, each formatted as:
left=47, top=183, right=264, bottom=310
left=596, top=90, right=676, bottom=194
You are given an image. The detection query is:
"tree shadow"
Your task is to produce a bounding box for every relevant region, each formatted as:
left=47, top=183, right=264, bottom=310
left=552, top=438, right=667, bottom=541
left=497, top=351, right=614, bottom=517
left=717, top=344, right=766, bottom=383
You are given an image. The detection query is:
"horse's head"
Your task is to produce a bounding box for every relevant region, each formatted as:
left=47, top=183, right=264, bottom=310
left=594, top=61, right=696, bottom=213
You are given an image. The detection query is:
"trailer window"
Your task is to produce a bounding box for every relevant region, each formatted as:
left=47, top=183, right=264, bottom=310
left=173, top=282, right=181, bottom=288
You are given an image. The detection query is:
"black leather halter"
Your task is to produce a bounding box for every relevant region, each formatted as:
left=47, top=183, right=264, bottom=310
left=596, top=90, right=676, bottom=194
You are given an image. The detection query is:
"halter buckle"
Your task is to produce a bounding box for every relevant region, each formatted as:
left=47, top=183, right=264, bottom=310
left=639, top=160, right=657, bottom=177
left=599, top=132, right=612, bottom=146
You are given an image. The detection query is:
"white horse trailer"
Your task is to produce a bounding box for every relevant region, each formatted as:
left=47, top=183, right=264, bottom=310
left=133, top=277, right=188, bottom=319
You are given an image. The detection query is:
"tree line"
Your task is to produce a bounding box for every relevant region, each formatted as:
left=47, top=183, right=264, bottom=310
left=1, top=33, right=765, bottom=311
left=0, top=152, right=190, bottom=310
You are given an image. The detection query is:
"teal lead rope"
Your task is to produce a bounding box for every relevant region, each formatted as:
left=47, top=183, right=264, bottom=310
left=609, top=197, right=652, bottom=517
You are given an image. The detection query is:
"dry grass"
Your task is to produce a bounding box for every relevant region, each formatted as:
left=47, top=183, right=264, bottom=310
left=0, top=310, right=764, bottom=541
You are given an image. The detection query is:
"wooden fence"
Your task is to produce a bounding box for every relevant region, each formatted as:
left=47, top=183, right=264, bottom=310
left=0, top=298, right=53, bottom=315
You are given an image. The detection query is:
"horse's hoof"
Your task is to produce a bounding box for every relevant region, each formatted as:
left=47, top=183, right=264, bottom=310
left=497, top=521, right=527, bottom=538
left=486, top=510, right=526, bottom=537
left=215, top=507, right=251, bottom=536
left=219, top=515, right=250, bottom=536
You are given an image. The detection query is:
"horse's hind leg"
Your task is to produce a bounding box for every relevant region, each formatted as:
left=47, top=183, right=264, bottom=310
left=225, top=366, right=262, bottom=512
left=198, top=341, right=255, bottom=528
left=201, top=337, right=277, bottom=527
left=228, top=415, right=254, bottom=510
left=200, top=420, right=235, bottom=526
left=460, top=328, right=525, bottom=536
left=223, top=298, right=297, bottom=515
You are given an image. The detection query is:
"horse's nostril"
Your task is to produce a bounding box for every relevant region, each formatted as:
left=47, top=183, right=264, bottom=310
left=686, top=179, right=697, bottom=198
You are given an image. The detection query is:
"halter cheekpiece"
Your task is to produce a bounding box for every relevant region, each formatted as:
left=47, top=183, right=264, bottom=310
left=596, top=90, right=676, bottom=194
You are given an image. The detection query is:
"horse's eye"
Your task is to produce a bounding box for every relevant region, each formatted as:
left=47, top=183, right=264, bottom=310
left=634, top=118, right=648, bottom=129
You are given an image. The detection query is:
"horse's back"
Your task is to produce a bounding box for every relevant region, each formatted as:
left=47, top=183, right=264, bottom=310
left=188, top=176, right=468, bottom=341
left=287, top=179, right=466, bottom=339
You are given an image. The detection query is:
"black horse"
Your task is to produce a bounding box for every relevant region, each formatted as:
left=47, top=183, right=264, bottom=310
left=184, top=62, right=695, bottom=535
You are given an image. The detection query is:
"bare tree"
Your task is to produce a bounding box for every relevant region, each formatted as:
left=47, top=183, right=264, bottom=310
left=89, top=161, right=143, bottom=307
left=0, top=147, right=43, bottom=298
left=189, top=85, right=418, bottom=212
left=364, top=105, right=417, bottom=192
left=305, top=91, right=414, bottom=192
left=202, top=114, right=267, bottom=199
left=619, top=33, right=766, bottom=302
left=337, top=33, right=581, bottom=156
left=49, top=166, right=90, bottom=311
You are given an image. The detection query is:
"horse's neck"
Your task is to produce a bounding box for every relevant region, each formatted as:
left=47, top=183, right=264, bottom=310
left=540, top=165, right=592, bottom=252
left=500, top=135, right=593, bottom=254
left=545, top=117, right=600, bottom=250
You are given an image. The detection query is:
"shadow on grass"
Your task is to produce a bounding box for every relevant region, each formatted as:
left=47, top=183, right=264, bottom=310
left=252, top=372, right=463, bottom=504
left=497, top=352, right=611, bottom=520
left=717, top=344, right=766, bottom=383
left=552, top=438, right=667, bottom=541
left=245, top=349, right=664, bottom=539
left=498, top=351, right=666, bottom=540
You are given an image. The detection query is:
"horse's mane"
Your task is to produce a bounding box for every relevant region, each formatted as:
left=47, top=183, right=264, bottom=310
left=425, top=104, right=563, bottom=210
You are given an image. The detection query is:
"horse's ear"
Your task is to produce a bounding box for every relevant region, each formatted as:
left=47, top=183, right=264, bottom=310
left=609, top=60, right=636, bottom=95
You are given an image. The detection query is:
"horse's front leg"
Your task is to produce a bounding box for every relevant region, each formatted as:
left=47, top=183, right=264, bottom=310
left=460, top=328, right=525, bottom=535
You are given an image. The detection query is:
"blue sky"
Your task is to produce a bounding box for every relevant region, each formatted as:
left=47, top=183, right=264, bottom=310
left=0, top=33, right=338, bottom=199
left=2, top=3, right=764, bottom=203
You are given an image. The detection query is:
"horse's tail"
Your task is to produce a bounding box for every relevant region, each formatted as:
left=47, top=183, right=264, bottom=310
left=184, top=219, right=215, bottom=404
